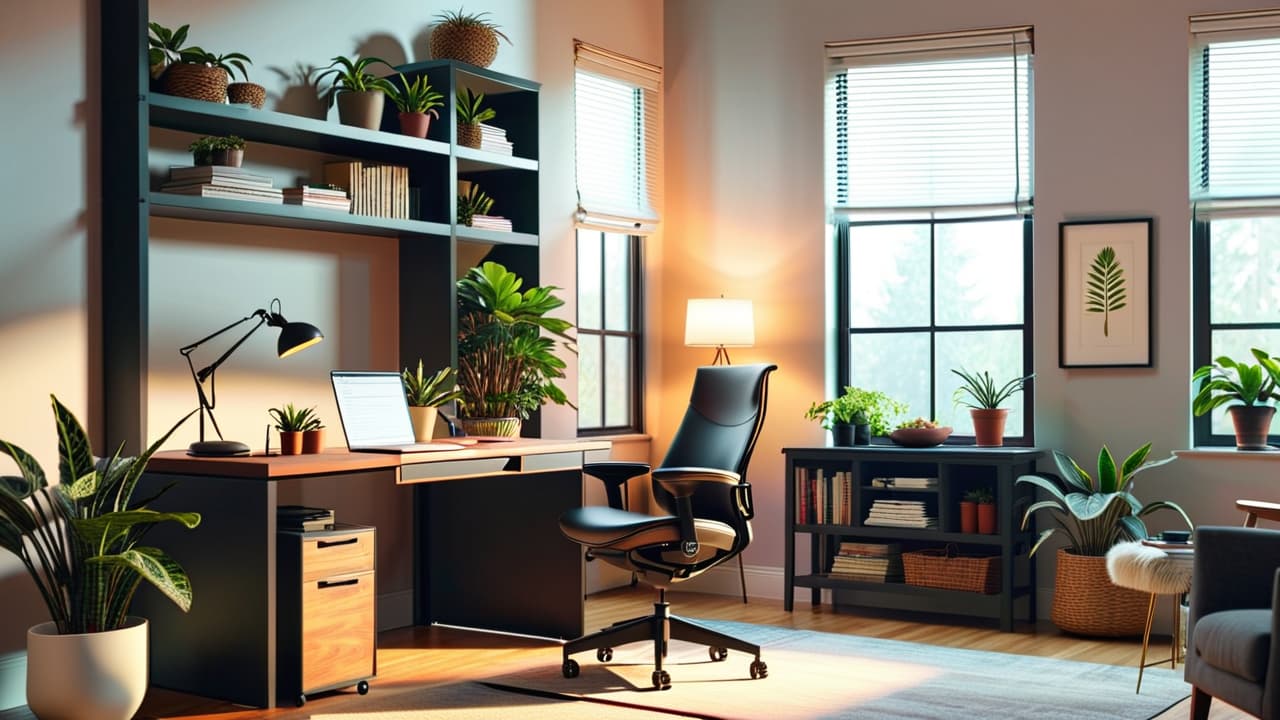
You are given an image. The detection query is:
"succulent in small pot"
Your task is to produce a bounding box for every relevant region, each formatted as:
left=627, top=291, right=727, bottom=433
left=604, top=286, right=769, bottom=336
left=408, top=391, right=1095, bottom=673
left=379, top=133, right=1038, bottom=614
left=429, top=8, right=511, bottom=68
left=455, top=87, right=495, bottom=148
left=316, top=55, right=396, bottom=130
left=402, top=360, right=462, bottom=442
left=268, top=403, right=321, bottom=456
left=387, top=73, right=445, bottom=139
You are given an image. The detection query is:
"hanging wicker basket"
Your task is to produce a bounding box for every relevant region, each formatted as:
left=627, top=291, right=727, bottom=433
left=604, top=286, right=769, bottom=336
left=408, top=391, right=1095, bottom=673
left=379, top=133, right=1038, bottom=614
left=1050, top=547, right=1149, bottom=636
left=162, top=63, right=227, bottom=103
left=430, top=25, right=500, bottom=67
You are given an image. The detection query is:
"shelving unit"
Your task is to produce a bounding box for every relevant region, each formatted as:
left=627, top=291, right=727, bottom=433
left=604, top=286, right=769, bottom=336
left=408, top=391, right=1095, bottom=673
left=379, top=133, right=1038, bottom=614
left=101, top=3, right=541, bottom=451
left=783, top=445, right=1044, bottom=631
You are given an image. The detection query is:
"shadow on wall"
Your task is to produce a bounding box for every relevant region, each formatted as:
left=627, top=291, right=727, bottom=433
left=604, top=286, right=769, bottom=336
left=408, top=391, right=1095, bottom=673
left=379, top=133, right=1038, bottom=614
left=0, top=573, right=46, bottom=654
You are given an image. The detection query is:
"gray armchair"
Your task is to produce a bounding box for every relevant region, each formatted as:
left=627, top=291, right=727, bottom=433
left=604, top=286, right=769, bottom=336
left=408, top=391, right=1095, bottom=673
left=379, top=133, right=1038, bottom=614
left=1186, top=526, right=1280, bottom=719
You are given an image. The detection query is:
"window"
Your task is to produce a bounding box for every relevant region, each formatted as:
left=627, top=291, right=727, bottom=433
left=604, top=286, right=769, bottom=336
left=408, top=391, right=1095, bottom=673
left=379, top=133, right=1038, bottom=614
left=1191, top=10, right=1280, bottom=446
left=573, top=41, right=660, bottom=434
left=826, top=27, right=1035, bottom=442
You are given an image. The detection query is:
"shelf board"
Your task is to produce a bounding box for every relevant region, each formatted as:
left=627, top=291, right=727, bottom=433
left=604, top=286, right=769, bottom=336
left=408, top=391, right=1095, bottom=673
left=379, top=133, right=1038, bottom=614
left=455, top=225, right=538, bottom=247
left=396, top=59, right=542, bottom=94
left=794, top=574, right=1004, bottom=606
left=456, top=146, right=539, bottom=172
left=793, top=524, right=1008, bottom=545
left=150, top=193, right=452, bottom=238
left=862, top=486, right=940, bottom=493
left=148, top=93, right=451, bottom=160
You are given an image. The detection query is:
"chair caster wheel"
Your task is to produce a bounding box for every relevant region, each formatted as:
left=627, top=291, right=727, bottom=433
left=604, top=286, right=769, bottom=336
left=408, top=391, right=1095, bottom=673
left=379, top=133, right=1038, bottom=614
left=652, top=670, right=671, bottom=689
left=562, top=658, right=580, bottom=678
left=597, top=647, right=613, bottom=662
left=296, top=694, right=307, bottom=707
left=357, top=680, right=370, bottom=695
left=709, top=646, right=728, bottom=661
left=750, top=659, right=768, bottom=679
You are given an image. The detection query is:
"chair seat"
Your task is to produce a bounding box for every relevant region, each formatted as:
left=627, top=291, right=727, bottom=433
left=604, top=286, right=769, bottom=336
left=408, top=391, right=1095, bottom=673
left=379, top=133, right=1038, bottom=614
left=1105, top=541, right=1194, bottom=594
left=559, top=506, right=736, bottom=553
left=1194, top=609, right=1272, bottom=683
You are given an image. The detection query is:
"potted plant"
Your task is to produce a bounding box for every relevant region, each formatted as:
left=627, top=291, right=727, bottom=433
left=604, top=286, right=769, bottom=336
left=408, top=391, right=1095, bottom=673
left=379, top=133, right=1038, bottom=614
left=187, top=135, right=245, bottom=167
left=268, top=403, right=321, bottom=455
left=162, top=45, right=252, bottom=104
left=455, top=261, right=575, bottom=437
left=147, top=21, right=191, bottom=80
left=1192, top=348, right=1280, bottom=450
left=960, top=487, right=994, bottom=534
left=1, top=396, right=200, bottom=719
left=804, top=386, right=906, bottom=446
left=227, top=68, right=267, bottom=109
left=1017, top=443, right=1192, bottom=636
left=429, top=8, right=511, bottom=68
left=316, top=55, right=396, bottom=130
left=402, top=360, right=462, bottom=442
left=455, top=87, right=495, bottom=148
left=457, top=181, right=494, bottom=226
left=387, top=73, right=445, bottom=139
left=951, top=367, right=1033, bottom=447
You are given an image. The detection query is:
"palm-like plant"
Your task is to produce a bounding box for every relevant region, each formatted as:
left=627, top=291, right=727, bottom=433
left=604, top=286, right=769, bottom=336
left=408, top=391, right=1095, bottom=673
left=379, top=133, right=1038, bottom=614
left=1191, top=348, right=1280, bottom=416
left=180, top=48, right=253, bottom=82
left=316, top=55, right=396, bottom=99
left=456, top=262, right=575, bottom=419
left=456, top=87, right=497, bottom=125
left=0, top=397, right=200, bottom=634
left=403, top=361, right=463, bottom=408
left=952, top=367, right=1034, bottom=409
left=1016, top=444, right=1191, bottom=557
left=457, top=183, right=495, bottom=226
left=388, top=73, right=445, bottom=115
left=268, top=404, right=322, bottom=432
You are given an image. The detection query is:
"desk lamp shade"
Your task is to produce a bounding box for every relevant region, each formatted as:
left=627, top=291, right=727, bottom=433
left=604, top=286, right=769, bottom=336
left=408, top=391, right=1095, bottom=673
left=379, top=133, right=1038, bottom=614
left=181, top=298, right=324, bottom=457
left=685, top=297, right=754, bottom=365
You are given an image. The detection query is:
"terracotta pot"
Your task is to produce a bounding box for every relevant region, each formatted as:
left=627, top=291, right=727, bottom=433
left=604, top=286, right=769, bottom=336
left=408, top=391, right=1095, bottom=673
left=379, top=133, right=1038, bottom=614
left=27, top=617, right=148, bottom=720
left=336, top=90, right=386, bottom=131
left=970, top=408, right=1009, bottom=447
left=399, top=111, right=433, bottom=138
left=457, top=123, right=482, bottom=148
left=1229, top=405, right=1276, bottom=450
left=1051, top=548, right=1149, bottom=636
left=279, top=430, right=303, bottom=456
left=459, top=416, right=520, bottom=438
left=227, top=81, right=266, bottom=108
left=408, top=406, right=438, bottom=442
left=977, top=502, right=997, bottom=534
left=210, top=148, right=243, bottom=167
left=960, top=501, right=978, bottom=534
left=302, top=428, right=324, bottom=454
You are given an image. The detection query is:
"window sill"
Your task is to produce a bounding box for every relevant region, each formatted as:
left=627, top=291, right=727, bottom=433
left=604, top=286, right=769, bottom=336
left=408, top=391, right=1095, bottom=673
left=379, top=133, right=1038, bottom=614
left=1174, top=447, right=1280, bottom=461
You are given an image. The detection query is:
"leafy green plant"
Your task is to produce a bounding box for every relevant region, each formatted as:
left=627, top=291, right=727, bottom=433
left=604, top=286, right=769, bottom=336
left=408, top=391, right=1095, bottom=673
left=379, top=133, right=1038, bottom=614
left=0, top=396, right=200, bottom=633
left=147, top=22, right=192, bottom=73
left=457, top=183, right=495, bottom=226
left=179, top=48, right=252, bottom=82
left=316, top=55, right=396, bottom=100
left=1085, top=246, right=1127, bottom=337
left=268, top=404, right=322, bottom=432
left=1191, top=348, right=1280, bottom=416
left=456, top=87, right=497, bottom=125
left=804, top=387, right=907, bottom=436
left=1016, top=444, right=1191, bottom=557
left=433, top=8, right=512, bottom=44
left=456, top=262, right=576, bottom=419
left=187, top=135, right=245, bottom=163
left=403, top=361, right=463, bottom=408
left=951, top=368, right=1034, bottom=410
left=214, top=135, right=245, bottom=151
left=963, top=487, right=994, bottom=504
left=388, top=73, right=445, bottom=115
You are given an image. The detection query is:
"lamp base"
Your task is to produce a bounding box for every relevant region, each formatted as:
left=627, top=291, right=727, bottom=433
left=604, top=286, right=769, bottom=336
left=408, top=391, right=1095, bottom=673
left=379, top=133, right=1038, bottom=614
left=188, top=440, right=251, bottom=457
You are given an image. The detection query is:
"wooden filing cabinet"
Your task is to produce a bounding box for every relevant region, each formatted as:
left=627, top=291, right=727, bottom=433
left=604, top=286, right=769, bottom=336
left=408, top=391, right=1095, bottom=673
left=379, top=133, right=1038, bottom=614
left=278, top=524, right=376, bottom=706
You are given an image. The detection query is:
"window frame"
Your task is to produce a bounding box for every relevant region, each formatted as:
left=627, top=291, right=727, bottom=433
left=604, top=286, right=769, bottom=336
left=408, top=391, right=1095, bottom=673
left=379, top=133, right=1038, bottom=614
left=576, top=229, right=644, bottom=436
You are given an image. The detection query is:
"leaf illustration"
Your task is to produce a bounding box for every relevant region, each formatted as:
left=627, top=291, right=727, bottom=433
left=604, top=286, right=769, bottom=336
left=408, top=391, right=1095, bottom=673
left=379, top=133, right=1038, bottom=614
left=1084, top=246, right=1126, bottom=337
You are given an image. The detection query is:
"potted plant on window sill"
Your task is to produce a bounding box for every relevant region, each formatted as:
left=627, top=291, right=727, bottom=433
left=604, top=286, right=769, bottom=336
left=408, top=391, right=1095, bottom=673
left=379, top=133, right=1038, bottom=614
left=951, top=368, right=1033, bottom=447
left=804, top=386, right=906, bottom=446
left=402, top=361, right=462, bottom=442
left=1192, top=348, right=1280, bottom=450
left=317, top=55, right=396, bottom=131
left=1, top=397, right=200, bottom=720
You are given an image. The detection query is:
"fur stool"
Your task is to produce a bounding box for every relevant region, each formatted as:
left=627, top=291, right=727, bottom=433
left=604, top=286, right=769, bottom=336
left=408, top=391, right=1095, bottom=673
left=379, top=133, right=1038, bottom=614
left=1106, top=540, right=1194, bottom=693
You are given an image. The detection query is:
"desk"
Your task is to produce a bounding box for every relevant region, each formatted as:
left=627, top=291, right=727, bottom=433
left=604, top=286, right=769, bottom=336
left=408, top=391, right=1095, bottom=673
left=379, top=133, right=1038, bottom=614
left=134, top=438, right=609, bottom=708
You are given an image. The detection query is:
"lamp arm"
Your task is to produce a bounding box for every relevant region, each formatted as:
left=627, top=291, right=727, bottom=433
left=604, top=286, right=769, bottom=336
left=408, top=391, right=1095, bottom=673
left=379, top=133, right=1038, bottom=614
left=184, top=310, right=269, bottom=382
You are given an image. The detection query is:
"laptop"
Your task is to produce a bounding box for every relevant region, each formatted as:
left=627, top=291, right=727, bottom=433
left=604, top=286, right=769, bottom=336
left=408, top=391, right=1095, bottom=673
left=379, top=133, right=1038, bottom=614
left=330, top=371, right=465, bottom=453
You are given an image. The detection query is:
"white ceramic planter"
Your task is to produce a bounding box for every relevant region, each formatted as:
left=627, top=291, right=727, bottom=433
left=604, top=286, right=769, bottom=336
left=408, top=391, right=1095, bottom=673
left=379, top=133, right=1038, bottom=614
left=27, top=616, right=148, bottom=720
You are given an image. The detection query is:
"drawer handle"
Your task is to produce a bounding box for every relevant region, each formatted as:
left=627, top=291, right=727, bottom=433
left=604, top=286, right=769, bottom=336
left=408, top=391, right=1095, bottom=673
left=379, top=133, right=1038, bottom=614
left=317, top=537, right=359, bottom=549
left=317, top=578, right=360, bottom=589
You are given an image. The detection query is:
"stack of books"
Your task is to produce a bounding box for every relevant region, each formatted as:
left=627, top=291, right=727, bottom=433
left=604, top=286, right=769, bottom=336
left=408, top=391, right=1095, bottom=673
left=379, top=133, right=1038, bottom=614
left=477, top=123, right=514, bottom=155
left=865, top=499, right=936, bottom=529
left=277, top=505, right=334, bottom=532
left=161, top=165, right=283, bottom=204
left=829, top=541, right=904, bottom=583
left=794, top=466, right=853, bottom=525
left=870, top=477, right=939, bottom=489
left=323, top=160, right=410, bottom=218
left=283, top=185, right=352, bottom=211
left=469, top=214, right=512, bottom=232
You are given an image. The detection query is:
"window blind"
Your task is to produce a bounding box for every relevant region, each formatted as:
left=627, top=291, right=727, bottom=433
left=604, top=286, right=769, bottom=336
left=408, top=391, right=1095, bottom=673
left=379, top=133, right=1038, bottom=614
left=1191, top=9, right=1280, bottom=218
left=574, top=41, right=661, bottom=234
left=827, top=26, right=1033, bottom=219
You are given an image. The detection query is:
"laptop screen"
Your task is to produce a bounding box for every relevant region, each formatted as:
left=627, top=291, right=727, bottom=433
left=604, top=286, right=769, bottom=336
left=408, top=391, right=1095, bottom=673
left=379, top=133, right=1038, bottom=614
left=331, top=372, right=415, bottom=448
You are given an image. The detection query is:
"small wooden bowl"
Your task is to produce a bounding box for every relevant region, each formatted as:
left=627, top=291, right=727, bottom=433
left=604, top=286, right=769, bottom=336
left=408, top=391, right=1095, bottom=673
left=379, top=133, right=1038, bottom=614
left=889, top=426, right=953, bottom=447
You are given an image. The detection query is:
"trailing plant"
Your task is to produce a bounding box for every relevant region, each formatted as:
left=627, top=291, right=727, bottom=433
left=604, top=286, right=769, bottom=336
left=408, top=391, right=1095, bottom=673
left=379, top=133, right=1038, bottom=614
left=951, top=367, right=1034, bottom=410
left=804, top=386, right=907, bottom=437
left=963, top=487, right=994, bottom=504
left=268, top=403, right=322, bottom=432
left=455, top=87, right=496, bottom=125
left=432, top=8, right=512, bottom=44
left=316, top=55, right=396, bottom=100
left=0, top=396, right=200, bottom=634
left=388, top=73, right=445, bottom=115
left=1085, top=246, right=1127, bottom=338
left=179, top=48, right=252, bottom=82
left=456, top=262, right=576, bottom=419
left=402, top=361, right=463, bottom=408
left=457, top=183, right=495, bottom=226
left=1191, top=348, right=1280, bottom=416
left=1016, top=443, right=1192, bottom=557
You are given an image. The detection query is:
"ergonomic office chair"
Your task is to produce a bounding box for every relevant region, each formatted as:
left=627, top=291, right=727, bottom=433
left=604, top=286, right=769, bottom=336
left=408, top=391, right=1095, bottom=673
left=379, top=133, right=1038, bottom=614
left=558, top=363, right=776, bottom=689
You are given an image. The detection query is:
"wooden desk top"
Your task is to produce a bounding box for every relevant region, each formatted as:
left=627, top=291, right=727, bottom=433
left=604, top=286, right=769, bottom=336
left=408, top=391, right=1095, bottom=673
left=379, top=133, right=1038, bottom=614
left=148, top=437, right=611, bottom=480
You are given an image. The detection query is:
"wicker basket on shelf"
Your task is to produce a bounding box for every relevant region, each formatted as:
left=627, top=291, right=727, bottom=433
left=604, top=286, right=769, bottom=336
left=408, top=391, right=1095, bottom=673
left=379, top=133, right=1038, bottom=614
left=430, top=25, right=500, bottom=67
left=162, top=63, right=227, bottom=103
left=902, top=545, right=1001, bottom=594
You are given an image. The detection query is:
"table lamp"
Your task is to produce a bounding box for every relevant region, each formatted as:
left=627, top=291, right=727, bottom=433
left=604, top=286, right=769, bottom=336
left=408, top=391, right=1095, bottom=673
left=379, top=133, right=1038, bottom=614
left=684, top=297, right=755, bottom=365
left=180, top=298, right=324, bottom=456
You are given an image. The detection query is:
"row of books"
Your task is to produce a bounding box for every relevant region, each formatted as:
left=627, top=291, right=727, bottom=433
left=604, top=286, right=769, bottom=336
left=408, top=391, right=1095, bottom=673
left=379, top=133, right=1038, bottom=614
left=829, top=541, right=904, bottom=583
left=865, top=499, right=937, bottom=529
left=869, top=476, right=938, bottom=489
left=477, top=123, right=514, bottom=155
left=794, top=467, right=853, bottom=525
left=323, top=160, right=410, bottom=219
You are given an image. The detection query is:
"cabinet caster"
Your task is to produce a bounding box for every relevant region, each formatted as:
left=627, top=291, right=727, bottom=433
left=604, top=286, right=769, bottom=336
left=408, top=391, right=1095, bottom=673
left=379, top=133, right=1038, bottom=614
left=357, top=680, right=370, bottom=695
left=652, top=669, right=671, bottom=689
left=562, top=658, right=580, bottom=678
left=296, top=694, right=307, bottom=707
left=709, top=646, right=728, bottom=661
left=596, top=647, right=613, bottom=662
left=750, top=659, right=768, bottom=679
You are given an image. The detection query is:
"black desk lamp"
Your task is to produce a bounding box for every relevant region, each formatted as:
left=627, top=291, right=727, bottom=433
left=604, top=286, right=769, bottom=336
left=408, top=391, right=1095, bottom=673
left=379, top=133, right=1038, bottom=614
left=180, top=298, right=324, bottom=456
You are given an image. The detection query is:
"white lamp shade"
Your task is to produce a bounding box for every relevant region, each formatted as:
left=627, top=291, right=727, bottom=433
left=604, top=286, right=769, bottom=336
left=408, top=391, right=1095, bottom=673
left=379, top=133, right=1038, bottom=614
left=685, top=298, right=755, bottom=347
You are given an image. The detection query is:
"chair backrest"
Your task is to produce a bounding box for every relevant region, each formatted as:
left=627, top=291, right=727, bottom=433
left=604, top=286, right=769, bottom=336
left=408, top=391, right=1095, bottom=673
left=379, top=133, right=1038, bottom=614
left=654, top=364, right=777, bottom=526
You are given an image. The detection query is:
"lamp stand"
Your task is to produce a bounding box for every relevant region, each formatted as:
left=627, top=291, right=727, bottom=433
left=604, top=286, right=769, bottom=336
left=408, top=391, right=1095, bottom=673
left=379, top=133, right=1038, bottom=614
left=711, top=346, right=732, bottom=365
left=188, top=439, right=251, bottom=457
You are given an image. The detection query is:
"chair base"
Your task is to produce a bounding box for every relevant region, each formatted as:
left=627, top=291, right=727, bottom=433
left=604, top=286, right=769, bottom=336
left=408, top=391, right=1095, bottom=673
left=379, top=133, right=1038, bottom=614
left=561, top=591, right=766, bottom=689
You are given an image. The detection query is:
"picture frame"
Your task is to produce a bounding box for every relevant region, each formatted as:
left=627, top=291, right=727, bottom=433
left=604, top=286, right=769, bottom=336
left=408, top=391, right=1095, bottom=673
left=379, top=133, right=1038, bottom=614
left=1059, top=218, right=1153, bottom=368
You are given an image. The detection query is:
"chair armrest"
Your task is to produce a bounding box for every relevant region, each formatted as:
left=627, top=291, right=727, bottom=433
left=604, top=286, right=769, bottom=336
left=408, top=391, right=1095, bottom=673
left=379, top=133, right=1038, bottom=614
left=651, top=466, right=741, bottom=498
left=1189, top=526, right=1280, bottom=631
left=1268, top=568, right=1280, bottom=718
left=584, top=461, right=651, bottom=510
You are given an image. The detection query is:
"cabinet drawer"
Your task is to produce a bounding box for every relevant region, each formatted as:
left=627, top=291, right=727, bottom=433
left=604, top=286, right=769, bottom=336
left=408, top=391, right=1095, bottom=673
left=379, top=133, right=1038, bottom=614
left=301, top=571, right=375, bottom=692
left=301, top=529, right=374, bottom=582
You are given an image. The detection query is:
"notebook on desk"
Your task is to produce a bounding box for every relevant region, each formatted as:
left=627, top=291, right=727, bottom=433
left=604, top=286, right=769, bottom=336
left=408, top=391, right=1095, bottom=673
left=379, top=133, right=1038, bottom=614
left=331, top=371, right=466, bottom=453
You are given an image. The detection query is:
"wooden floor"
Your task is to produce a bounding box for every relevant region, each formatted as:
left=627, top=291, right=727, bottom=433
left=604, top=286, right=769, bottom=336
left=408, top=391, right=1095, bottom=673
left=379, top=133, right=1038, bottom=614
left=0, top=586, right=1240, bottom=719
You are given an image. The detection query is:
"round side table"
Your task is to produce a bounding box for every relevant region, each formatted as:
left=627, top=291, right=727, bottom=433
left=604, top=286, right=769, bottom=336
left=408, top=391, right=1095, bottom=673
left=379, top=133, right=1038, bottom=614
left=1105, top=540, right=1194, bottom=693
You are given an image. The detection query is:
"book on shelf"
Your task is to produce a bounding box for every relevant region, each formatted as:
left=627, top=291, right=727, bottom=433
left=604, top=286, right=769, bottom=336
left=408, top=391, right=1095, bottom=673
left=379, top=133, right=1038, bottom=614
left=469, top=215, right=513, bottom=232
left=870, top=477, right=938, bottom=489
left=837, top=541, right=901, bottom=557
left=277, top=505, right=335, bottom=532
left=323, top=161, right=410, bottom=219
left=794, top=466, right=853, bottom=525
left=167, top=165, right=273, bottom=185
left=159, top=184, right=283, bottom=204
left=477, top=123, right=514, bottom=155
left=282, top=186, right=352, bottom=211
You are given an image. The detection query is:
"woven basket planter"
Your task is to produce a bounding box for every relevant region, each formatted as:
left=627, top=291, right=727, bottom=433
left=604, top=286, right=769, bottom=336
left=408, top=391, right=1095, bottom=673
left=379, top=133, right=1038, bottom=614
left=430, top=25, right=499, bottom=67
left=457, top=123, right=482, bottom=148
left=459, top=417, right=521, bottom=438
left=162, top=63, right=227, bottom=103
left=227, top=81, right=266, bottom=109
left=1051, top=548, right=1149, bottom=636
